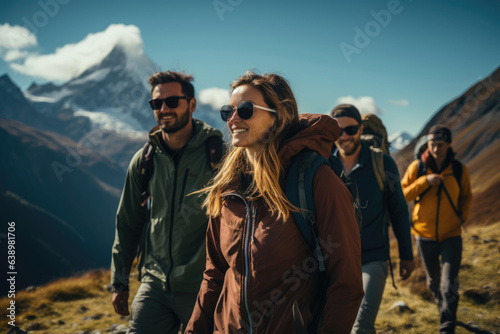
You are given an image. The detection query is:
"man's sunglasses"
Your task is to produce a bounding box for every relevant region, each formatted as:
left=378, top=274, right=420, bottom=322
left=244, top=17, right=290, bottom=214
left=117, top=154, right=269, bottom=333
left=220, top=101, right=277, bottom=122
left=339, top=125, right=360, bottom=136
left=149, top=96, right=190, bottom=110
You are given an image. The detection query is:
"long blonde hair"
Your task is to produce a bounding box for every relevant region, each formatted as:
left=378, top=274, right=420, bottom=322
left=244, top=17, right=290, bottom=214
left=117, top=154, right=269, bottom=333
left=202, top=71, right=300, bottom=220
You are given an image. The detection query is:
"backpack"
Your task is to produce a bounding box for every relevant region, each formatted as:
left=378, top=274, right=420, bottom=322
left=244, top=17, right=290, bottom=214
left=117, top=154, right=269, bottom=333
left=139, top=135, right=224, bottom=205
left=360, top=113, right=388, bottom=192
left=413, top=135, right=429, bottom=160
left=285, top=150, right=362, bottom=272
left=361, top=113, right=390, bottom=155
left=285, top=149, right=361, bottom=332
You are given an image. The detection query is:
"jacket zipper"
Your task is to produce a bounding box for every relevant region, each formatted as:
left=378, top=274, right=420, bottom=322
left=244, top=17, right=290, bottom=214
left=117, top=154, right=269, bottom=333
left=435, top=185, right=442, bottom=242
left=179, top=168, right=190, bottom=210
left=166, top=154, right=183, bottom=291
left=224, top=193, right=255, bottom=333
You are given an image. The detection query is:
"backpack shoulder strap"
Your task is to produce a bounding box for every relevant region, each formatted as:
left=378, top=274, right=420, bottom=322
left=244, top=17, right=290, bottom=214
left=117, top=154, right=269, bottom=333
left=286, top=150, right=329, bottom=272
left=140, top=140, right=155, bottom=204
left=417, top=159, right=427, bottom=178
left=415, top=159, right=431, bottom=203
left=452, top=159, right=462, bottom=191
left=369, top=147, right=385, bottom=192
left=205, top=136, right=223, bottom=170
left=369, top=148, right=401, bottom=289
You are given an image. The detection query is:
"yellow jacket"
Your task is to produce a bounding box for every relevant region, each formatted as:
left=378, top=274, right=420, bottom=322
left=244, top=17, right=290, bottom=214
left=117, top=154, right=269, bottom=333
left=401, top=159, right=472, bottom=242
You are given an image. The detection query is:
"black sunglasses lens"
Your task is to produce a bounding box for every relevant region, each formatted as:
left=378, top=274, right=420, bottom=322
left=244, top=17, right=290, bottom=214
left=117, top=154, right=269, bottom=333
left=164, top=97, right=180, bottom=108
left=343, top=126, right=359, bottom=135
left=149, top=97, right=181, bottom=110
left=149, top=100, right=160, bottom=110
left=340, top=126, right=356, bottom=136
left=220, top=102, right=256, bottom=121
left=237, top=102, right=254, bottom=120
left=220, top=105, right=233, bottom=121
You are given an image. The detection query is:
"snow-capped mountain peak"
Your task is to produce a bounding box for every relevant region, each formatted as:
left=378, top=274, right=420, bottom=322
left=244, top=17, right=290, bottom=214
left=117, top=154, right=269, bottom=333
left=24, top=44, right=160, bottom=135
left=389, top=131, right=413, bottom=152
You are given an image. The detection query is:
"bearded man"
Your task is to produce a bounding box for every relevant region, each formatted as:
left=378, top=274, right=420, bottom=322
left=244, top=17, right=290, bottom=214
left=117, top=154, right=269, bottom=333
left=110, top=71, right=223, bottom=333
left=331, top=104, right=414, bottom=334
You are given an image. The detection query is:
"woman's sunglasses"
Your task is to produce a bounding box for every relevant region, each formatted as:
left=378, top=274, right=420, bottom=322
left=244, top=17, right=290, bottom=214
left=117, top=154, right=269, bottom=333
left=339, top=125, right=360, bottom=136
left=149, top=96, right=190, bottom=110
left=220, top=101, right=277, bottom=122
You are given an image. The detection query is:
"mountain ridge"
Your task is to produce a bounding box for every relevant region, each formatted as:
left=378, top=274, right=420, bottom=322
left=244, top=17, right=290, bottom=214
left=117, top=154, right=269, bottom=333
left=1, top=118, right=125, bottom=289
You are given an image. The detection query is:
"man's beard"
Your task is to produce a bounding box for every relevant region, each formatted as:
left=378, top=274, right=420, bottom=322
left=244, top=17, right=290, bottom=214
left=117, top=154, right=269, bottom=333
left=157, top=106, right=191, bottom=134
left=337, top=136, right=361, bottom=156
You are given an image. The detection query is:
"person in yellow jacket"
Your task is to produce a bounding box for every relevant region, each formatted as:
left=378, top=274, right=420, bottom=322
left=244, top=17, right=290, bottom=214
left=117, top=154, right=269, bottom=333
left=401, top=125, right=472, bottom=334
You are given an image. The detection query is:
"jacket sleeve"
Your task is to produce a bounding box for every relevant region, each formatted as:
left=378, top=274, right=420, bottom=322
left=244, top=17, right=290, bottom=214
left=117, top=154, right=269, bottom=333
left=314, top=165, right=364, bottom=334
left=459, top=164, right=473, bottom=222
left=384, top=155, right=414, bottom=261
left=401, top=160, right=430, bottom=202
left=185, top=216, right=228, bottom=333
left=110, top=150, right=147, bottom=288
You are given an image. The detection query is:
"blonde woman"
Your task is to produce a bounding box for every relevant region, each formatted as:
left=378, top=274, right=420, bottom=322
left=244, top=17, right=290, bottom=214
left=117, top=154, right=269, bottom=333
left=185, top=71, right=363, bottom=333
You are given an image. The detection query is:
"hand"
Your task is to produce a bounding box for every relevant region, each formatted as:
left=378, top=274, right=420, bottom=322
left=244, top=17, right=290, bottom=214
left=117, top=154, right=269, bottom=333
left=112, top=291, right=130, bottom=316
left=426, top=174, right=443, bottom=187
left=399, top=260, right=415, bottom=280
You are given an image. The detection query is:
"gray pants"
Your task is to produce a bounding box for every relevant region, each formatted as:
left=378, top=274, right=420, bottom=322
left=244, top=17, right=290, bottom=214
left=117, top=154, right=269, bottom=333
left=128, top=283, right=198, bottom=334
left=416, top=236, right=462, bottom=334
left=351, top=260, right=389, bottom=334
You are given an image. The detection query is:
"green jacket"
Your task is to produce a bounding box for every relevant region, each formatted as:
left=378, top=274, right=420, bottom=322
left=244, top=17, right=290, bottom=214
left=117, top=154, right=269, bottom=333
left=111, top=119, right=223, bottom=292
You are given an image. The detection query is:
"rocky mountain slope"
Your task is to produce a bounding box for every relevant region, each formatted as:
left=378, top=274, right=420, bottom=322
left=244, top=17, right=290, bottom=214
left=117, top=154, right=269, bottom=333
left=0, top=119, right=124, bottom=289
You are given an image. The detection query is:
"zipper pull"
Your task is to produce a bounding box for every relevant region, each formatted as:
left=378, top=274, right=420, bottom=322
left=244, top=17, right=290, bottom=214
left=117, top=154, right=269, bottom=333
left=251, top=204, right=257, bottom=243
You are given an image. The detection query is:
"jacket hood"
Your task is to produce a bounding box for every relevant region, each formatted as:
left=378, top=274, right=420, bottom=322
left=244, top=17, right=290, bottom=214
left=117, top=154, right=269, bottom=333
left=148, top=118, right=222, bottom=150
left=278, top=113, right=340, bottom=169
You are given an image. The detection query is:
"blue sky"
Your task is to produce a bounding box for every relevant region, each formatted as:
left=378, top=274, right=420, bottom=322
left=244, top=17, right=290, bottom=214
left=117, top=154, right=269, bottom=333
left=0, top=0, right=499, bottom=137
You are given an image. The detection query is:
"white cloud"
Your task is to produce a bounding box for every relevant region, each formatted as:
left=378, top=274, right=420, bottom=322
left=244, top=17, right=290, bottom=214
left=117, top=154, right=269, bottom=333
left=0, top=23, right=37, bottom=50
left=388, top=99, right=409, bottom=107
left=198, top=87, right=230, bottom=110
left=337, top=96, right=382, bottom=115
left=4, top=49, right=29, bottom=61
left=9, top=24, right=144, bottom=81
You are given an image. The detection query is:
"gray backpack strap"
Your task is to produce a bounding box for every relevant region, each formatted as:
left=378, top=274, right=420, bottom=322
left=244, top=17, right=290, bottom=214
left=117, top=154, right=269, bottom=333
left=369, top=147, right=385, bottom=192
left=369, top=148, right=399, bottom=289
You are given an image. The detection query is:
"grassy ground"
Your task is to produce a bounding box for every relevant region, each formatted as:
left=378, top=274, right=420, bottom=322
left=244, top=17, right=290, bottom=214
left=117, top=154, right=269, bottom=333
left=1, top=222, right=498, bottom=333
left=0, top=269, right=140, bottom=333
left=376, top=221, right=500, bottom=333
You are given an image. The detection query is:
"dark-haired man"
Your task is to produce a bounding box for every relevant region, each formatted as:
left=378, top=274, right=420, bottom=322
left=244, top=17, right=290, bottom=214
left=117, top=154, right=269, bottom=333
left=402, top=125, right=472, bottom=334
left=110, top=71, right=223, bottom=333
left=331, top=104, right=414, bottom=334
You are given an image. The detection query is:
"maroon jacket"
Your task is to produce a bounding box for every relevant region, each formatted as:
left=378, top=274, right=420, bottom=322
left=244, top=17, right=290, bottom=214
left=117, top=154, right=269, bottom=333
left=185, top=114, right=363, bottom=333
